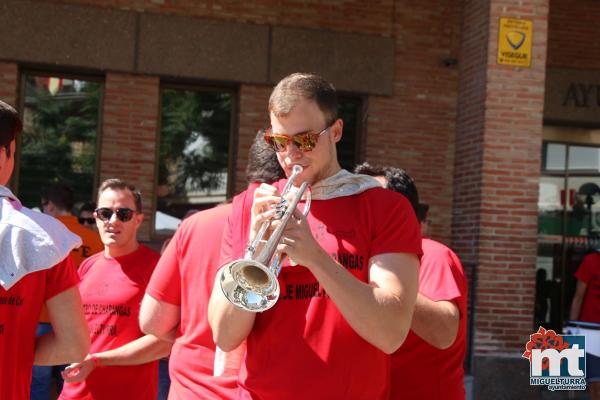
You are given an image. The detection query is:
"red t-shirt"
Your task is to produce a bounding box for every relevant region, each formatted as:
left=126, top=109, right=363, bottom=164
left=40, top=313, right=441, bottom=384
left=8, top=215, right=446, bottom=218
left=59, top=245, right=160, bottom=400
left=39, top=215, right=104, bottom=323
left=575, top=252, right=600, bottom=323
left=390, top=238, right=468, bottom=400
left=223, top=182, right=422, bottom=400
left=0, top=257, right=78, bottom=400
left=146, top=204, right=238, bottom=400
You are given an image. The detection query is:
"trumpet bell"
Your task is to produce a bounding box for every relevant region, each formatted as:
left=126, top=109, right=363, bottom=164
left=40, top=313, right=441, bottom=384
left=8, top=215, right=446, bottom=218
left=220, top=259, right=280, bottom=312
left=218, top=165, right=309, bottom=312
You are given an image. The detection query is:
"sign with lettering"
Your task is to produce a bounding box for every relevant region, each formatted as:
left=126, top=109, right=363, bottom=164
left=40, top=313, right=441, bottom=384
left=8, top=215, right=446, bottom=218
left=544, top=68, right=600, bottom=125
left=497, top=17, right=533, bottom=67
left=523, top=327, right=586, bottom=391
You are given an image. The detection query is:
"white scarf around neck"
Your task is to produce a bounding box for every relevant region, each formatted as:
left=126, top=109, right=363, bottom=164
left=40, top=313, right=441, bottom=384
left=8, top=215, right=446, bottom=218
left=309, top=169, right=382, bottom=200
left=0, top=186, right=82, bottom=289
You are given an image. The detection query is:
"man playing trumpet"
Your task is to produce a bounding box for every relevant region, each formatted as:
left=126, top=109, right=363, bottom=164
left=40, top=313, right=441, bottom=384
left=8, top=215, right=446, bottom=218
left=208, top=73, right=421, bottom=399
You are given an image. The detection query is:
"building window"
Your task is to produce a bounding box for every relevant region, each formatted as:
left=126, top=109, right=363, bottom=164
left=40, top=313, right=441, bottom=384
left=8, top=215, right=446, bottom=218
left=337, top=96, right=364, bottom=171
left=155, top=86, right=233, bottom=235
left=537, top=139, right=600, bottom=331
left=543, top=143, right=566, bottom=172
left=17, top=73, right=102, bottom=209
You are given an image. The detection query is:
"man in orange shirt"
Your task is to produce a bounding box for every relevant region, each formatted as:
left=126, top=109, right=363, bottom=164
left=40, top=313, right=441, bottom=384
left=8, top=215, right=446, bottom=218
left=31, top=183, right=103, bottom=400
left=41, top=184, right=104, bottom=265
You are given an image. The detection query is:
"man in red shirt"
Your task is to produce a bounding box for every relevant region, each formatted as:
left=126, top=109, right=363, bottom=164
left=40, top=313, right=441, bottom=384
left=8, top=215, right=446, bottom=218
left=59, top=179, right=171, bottom=400
left=139, top=129, right=285, bottom=399
left=208, top=73, right=421, bottom=400
left=356, top=163, right=468, bottom=400
left=0, top=100, right=89, bottom=400
left=570, top=252, right=600, bottom=398
left=571, top=252, right=600, bottom=324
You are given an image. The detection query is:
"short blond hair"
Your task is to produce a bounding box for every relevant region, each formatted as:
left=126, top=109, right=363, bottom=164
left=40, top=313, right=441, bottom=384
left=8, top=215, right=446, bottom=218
left=268, top=73, right=338, bottom=124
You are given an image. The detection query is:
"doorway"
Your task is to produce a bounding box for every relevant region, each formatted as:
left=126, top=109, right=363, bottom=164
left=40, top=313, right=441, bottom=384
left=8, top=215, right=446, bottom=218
left=536, top=126, right=600, bottom=331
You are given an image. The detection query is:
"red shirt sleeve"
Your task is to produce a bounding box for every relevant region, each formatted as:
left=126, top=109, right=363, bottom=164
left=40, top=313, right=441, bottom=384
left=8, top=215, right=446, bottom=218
left=419, top=241, right=463, bottom=303
left=45, top=255, right=79, bottom=301
left=219, top=208, right=237, bottom=266
left=575, top=253, right=597, bottom=284
left=220, top=184, right=262, bottom=265
left=369, top=189, right=422, bottom=258
left=146, top=226, right=183, bottom=306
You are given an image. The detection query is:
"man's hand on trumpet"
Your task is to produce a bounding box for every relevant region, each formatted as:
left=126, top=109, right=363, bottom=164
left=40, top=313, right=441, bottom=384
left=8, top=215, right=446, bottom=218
left=248, top=183, right=281, bottom=249
left=274, top=207, right=327, bottom=269
left=249, top=182, right=325, bottom=269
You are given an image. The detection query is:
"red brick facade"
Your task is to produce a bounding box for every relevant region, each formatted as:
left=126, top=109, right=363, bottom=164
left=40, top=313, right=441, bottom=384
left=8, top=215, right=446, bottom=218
left=27, top=0, right=449, bottom=241
left=0, top=1, right=598, bottom=386
left=99, top=73, right=160, bottom=239
left=235, top=85, right=272, bottom=192
left=548, top=0, right=600, bottom=69
left=0, top=62, right=18, bottom=108
left=49, top=0, right=460, bottom=243
left=55, top=0, right=395, bottom=37
left=367, top=0, right=462, bottom=244
left=454, top=0, right=548, bottom=353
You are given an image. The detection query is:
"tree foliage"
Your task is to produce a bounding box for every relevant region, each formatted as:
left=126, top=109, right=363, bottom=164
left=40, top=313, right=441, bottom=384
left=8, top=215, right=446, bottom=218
left=18, top=76, right=100, bottom=208
left=158, top=89, right=232, bottom=198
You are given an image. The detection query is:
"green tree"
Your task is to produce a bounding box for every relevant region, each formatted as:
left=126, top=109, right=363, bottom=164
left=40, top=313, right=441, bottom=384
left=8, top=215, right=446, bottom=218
left=18, top=76, right=101, bottom=208
left=159, top=89, right=232, bottom=197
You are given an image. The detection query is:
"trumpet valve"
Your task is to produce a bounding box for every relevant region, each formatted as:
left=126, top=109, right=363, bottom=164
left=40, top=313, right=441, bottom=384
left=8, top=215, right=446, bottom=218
left=274, top=199, right=287, bottom=219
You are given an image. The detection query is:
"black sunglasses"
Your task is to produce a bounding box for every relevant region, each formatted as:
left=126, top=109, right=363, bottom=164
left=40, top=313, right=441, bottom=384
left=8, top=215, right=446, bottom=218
left=94, top=207, right=136, bottom=223
left=78, top=217, right=95, bottom=225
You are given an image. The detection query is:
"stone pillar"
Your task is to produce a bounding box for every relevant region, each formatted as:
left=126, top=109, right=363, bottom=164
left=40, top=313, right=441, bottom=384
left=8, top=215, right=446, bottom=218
left=452, top=0, right=549, bottom=398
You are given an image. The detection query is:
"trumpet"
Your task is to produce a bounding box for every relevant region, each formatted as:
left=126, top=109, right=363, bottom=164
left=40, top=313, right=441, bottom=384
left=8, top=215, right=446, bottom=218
left=219, top=165, right=310, bottom=312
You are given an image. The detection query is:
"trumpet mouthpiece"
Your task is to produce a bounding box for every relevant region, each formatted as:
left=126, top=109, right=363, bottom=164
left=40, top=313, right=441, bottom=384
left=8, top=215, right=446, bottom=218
left=292, top=165, right=303, bottom=174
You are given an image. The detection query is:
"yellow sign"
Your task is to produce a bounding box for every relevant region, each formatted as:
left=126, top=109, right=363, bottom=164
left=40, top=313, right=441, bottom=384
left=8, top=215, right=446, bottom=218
left=497, top=17, right=532, bottom=67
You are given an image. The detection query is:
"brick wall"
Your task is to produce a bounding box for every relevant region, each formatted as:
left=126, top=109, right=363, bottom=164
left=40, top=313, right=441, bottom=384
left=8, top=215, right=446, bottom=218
left=0, top=62, right=18, bottom=107
left=367, top=0, right=462, bottom=244
left=99, top=72, right=160, bottom=240
left=454, top=0, right=548, bottom=354
left=24, top=0, right=463, bottom=243
left=452, top=0, right=489, bottom=269
left=2, top=0, right=586, bottom=365
left=234, top=84, right=271, bottom=194
left=0, top=62, right=20, bottom=191
left=53, top=0, right=395, bottom=37
left=547, top=0, right=600, bottom=69
left=51, top=0, right=460, bottom=244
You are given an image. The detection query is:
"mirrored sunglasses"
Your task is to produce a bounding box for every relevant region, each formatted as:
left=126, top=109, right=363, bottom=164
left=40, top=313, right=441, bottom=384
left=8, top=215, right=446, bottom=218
left=94, top=207, right=136, bottom=223
left=264, top=123, right=332, bottom=153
